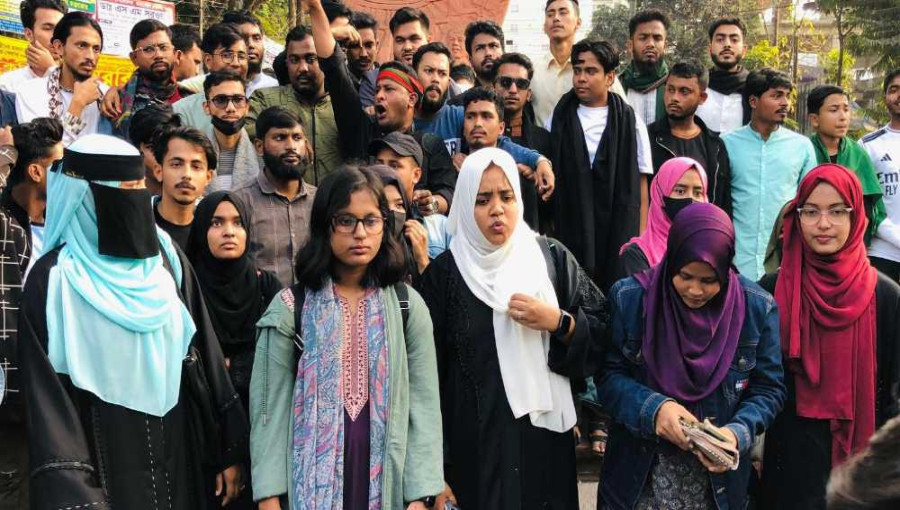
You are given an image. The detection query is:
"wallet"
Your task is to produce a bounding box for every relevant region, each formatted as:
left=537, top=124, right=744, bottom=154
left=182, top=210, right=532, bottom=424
left=679, top=418, right=740, bottom=471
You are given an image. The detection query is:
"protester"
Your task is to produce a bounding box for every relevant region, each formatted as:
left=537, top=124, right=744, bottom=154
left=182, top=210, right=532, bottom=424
left=760, top=164, right=900, bottom=509
left=234, top=106, right=315, bottom=287
left=827, top=415, right=900, bottom=510
left=464, top=20, right=504, bottom=88
left=201, top=71, right=260, bottom=192
left=420, top=148, right=607, bottom=509
left=598, top=202, right=785, bottom=509
left=250, top=166, right=443, bottom=510
left=0, top=0, right=66, bottom=92
left=128, top=103, right=182, bottom=196
left=15, top=12, right=109, bottom=146
left=152, top=126, right=216, bottom=251
left=450, top=63, right=476, bottom=91
left=621, top=10, right=670, bottom=125
left=170, top=23, right=203, bottom=82
left=347, top=11, right=379, bottom=86
left=19, top=134, right=247, bottom=510
left=221, top=11, right=279, bottom=96
left=648, top=61, right=732, bottom=214
left=697, top=17, right=750, bottom=134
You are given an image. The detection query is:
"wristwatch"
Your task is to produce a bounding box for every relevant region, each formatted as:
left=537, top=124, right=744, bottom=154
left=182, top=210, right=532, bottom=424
left=553, top=310, right=573, bottom=336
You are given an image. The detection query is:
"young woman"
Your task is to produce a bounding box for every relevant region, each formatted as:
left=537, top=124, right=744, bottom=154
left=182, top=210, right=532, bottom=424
left=597, top=202, right=786, bottom=509
left=618, top=157, right=709, bottom=278
left=760, top=164, right=900, bottom=509
left=420, top=148, right=607, bottom=510
left=249, top=167, right=443, bottom=510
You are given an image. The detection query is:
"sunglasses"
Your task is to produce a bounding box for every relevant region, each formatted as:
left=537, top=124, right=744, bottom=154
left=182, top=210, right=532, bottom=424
left=496, top=76, right=531, bottom=90
left=209, top=94, right=248, bottom=109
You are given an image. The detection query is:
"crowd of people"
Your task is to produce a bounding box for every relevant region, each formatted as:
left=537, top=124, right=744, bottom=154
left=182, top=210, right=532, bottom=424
left=0, top=0, right=898, bottom=508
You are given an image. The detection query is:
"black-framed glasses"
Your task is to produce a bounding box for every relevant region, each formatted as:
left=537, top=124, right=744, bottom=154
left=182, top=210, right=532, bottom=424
left=134, top=43, right=172, bottom=57
left=209, top=94, right=248, bottom=109
left=331, top=214, right=385, bottom=234
left=213, top=50, right=249, bottom=63
left=497, top=76, right=531, bottom=90
left=796, top=206, right=853, bottom=225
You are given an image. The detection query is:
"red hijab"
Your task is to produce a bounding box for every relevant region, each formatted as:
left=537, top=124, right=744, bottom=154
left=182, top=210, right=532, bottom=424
left=774, top=164, right=878, bottom=466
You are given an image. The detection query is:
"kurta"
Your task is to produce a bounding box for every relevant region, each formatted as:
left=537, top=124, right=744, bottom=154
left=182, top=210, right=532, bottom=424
left=419, top=238, right=608, bottom=510
left=19, top=247, right=249, bottom=510
left=758, top=271, right=900, bottom=509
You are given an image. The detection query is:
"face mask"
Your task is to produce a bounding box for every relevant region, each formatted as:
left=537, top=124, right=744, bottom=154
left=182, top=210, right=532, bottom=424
left=89, top=182, right=160, bottom=259
left=390, top=210, right=406, bottom=238
left=663, top=196, right=695, bottom=221
left=211, top=116, right=246, bottom=135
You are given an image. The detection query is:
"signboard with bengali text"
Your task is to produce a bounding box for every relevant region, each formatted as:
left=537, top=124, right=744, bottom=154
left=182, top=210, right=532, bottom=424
left=95, top=0, right=175, bottom=57
left=0, top=34, right=134, bottom=87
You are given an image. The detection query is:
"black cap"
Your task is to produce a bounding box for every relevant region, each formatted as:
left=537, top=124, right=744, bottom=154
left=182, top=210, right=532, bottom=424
left=368, top=131, right=424, bottom=167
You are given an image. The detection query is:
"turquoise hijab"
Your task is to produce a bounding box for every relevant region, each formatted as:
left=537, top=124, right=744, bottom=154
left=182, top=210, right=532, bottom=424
left=44, top=135, right=196, bottom=417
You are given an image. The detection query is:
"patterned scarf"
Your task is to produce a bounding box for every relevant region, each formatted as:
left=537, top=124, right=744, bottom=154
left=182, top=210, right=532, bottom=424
left=115, top=69, right=180, bottom=130
left=47, top=66, right=66, bottom=119
left=290, top=281, right=390, bottom=509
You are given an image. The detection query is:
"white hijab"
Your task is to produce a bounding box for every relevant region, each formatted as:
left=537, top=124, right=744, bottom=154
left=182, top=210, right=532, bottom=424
left=447, top=148, right=576, bottom=432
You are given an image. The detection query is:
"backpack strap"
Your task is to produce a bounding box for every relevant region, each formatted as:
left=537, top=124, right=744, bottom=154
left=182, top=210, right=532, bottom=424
left=396, top=282, right=410, bottom=331
left=289, top=283, right=306, bottom=368
left=537, top=236, right=560, bottom=295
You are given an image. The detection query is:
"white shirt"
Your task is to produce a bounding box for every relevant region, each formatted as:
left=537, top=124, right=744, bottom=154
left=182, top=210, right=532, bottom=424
left=626, top=88, right=658, bottom=126
left=697, top=88, right=745, bottom=134
left=247, top=72, right=279, bottom=97
left=544, top=104, right=654, bottom=176
left=0, top=65, right=42, bottom=93
left=15, top=74, right=110, bottom=147
left=862, top=125, right=900, bottom=262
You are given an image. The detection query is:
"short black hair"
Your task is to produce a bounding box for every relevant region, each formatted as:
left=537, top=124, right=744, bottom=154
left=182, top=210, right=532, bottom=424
left=129, top=19, right=170, bottom=50
left=708, top=17, right=746, bottom=40
left=571, top=37, right=620, bottom=74
left=170, top=23, right=201, bottom=53
left=129, top=103, right=181, bottom=147
left=201, top=22, right=244, bottom=54
left=153, top=126, right=217, bottom=171
left=494, top=52, right=534, bottom=80
left=221, top=10, right=261, bottom=28
left=464, top=20, right=504, bottom=57
left=273, top=50, right=289, bottom=85
left=351, top=11, right=377, bottom=32
left=285, top=24, right=313, bottom=46
left=544, top=0, right=579, bottom=15
left=807, top=85, right=847, bottom=115
left=10, top=117, right=62, bottom=186
left=20, top=0, right=67, bottom=31
left=389, top=7, right=429, bottom=35
left=885, top=69, right=900, bottom=93
left=204, top=70, right=245, bottom=98
left=255, top=106, right=303, bottom=140
left=51, top=11, right=102, bottom=47
left=412, top=42, right=451, bottom=72
left=745, top=68, right=793, bottom=102
left=450, top=63, right=475, bottom=83
left=323, top=1, right=352, bottom=23
left=668, top=60, right=708, bottom=90
left=295, top=166, right=407, bottom=290
left=629, top=9, right=670, bottom=38
left=463, top=87, right=505, bottom=122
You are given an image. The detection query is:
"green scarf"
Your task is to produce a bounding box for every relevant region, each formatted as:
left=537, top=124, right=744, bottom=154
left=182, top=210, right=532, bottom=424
left=620, top=60, right=669, bottom=121
left=811, top=134, right=885, bottom=243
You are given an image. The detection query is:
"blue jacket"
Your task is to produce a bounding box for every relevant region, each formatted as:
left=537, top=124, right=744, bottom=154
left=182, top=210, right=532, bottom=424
left=597, top=275, right=786, bottom=510
left=1, top=90, right=17, bottom=127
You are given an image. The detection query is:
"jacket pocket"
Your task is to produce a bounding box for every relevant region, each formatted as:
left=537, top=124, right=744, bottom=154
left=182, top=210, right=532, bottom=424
left=722, top=342, right=758, bottom=405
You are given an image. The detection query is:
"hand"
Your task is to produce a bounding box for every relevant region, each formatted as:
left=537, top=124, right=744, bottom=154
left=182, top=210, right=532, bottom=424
left=404, top=219, right=430, bottom=273
left=535, top=160, right=555, bottom=201
left=434, top=485, right=457, bottom=510
left=452, top=152, right=466, bottom=173
left=507, top=293, right=562, bottom=332
left=216, top=464, right=244, bottom=506
left=654, top=401, right=697, bottom=451
left=25, top=40, right=56, bottom=76
left=693, top=426, right=738, bottom=473
left=331, top=25, right=361, bottom=45
left=71, top=77, right=102, bottom=109
left=413, top=189, right=438, bottom=217
left=517, top=163, right=535, bottom=180
left=258, top=497, right=281, bottom=510
left=100, top=87, right=122, bottom=119
left=0, top=126, right=13, bottom=147
left=406, top=503, right=427, bottom=510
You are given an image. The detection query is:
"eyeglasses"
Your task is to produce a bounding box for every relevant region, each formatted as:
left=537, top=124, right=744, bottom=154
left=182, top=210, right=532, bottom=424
left=134, top=43, right=173, bottom=57
left=213, top=50, right=249, bottom=63
left=209, top=94, right=248, bottom=109
left=796, top=206, right=854, bottom=225
left=331, top=214, right=385, bottom=234
left=496, top=76, right=531, bottom=90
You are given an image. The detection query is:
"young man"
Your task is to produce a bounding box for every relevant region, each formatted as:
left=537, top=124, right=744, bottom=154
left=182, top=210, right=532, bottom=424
left=494, top=52, right=551, bottom=156
left=863, top=69, right=900, bottom=279
left=621, top=10, right=670, bottom=125
left=0, top=118, right=62, bottom=510
left=347, top=11, right=380, bottom=85
left=697, top=17, right=750, bottom=134
left=0, top=0, right=66, bottom=92
left=808, top=84, right=884, bottom=241
left=170, top=24, right=203, bottom=82
left=15, top=12, right=109, bottom=146
left=464, top=20, right=504, bottom=88
left=152, top=126, right=216, bottom=251
left=202, top=71, right=260, bottom=192
left=174, top=23, right=249, bottom=132
left=647, top=60, right=732, bottom=214
left=19, top=134, right=246, bottom=510
left=234, top=106, right=316, bottom=287
left=246, top=25, right=340, bottom=185
left=128, top=103, right=181, bottom=196
left=722, top=68, right=817, bottom=280
left=546, top=37, right=653, bottom=290
left=451, top=63, right=476, bottom=91
left=358, top=7, right=432, bottom=107
left=221, top=10, right=279, bottom=96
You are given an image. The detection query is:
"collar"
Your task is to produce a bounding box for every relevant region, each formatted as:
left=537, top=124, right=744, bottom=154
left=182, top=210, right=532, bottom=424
left=257, top=169, right=310, bottom=201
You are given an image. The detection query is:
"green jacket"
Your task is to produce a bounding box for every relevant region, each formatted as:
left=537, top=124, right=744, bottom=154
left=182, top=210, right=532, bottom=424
left=249, top=285, right=444, bottom=508
left=247, top=85, right=343, bottom=186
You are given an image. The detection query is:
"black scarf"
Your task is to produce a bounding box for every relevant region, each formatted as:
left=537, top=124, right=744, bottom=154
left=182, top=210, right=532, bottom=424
left=708, top=66, right=749, bottom=95
left=549, top=90, right=640, bottom=290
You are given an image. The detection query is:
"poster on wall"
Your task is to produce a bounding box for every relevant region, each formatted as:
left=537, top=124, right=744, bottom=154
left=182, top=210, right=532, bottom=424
left=96, top=0, right=175, bottom=57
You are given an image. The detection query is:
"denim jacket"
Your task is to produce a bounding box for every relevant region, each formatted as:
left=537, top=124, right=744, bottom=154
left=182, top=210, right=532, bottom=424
left=596, top=275, right=786, bottom=510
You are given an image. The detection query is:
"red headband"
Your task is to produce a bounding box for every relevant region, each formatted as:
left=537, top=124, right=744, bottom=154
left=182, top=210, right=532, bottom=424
left=377, top=69, right=423, bottom=96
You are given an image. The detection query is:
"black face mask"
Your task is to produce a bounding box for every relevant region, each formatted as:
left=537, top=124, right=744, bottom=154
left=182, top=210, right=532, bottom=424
left=390, top=210, right=406, bottom=238
left=663, top=196, right=695, bottom=221
left=89, top=183, right=160, bottom=259
left=211, top=115, right=246, bottom=136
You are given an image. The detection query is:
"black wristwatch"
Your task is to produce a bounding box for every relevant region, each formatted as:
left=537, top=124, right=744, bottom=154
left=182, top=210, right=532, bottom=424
left=553, top=310, right=573, bottom=336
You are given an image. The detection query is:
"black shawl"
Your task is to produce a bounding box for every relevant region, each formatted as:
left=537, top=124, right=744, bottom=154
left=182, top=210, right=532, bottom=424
left=708, top=66, right=752, bottom=125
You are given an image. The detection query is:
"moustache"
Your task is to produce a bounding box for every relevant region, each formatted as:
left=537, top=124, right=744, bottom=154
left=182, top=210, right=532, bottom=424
left=175, top=182, right=196, bottom=191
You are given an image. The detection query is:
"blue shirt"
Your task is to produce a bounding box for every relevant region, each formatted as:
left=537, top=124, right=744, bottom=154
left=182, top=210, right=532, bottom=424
left=423, top=214, right=451, bottom=260
left=723, top=124, right=817, bottom=280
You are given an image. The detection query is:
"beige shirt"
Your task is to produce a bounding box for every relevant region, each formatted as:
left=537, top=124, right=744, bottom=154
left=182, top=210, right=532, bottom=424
left=531, top=49, right=627, bottom=128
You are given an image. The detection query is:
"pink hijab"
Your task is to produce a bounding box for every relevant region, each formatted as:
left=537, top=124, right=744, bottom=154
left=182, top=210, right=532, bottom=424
left=622, top=157, right=708, bottom=266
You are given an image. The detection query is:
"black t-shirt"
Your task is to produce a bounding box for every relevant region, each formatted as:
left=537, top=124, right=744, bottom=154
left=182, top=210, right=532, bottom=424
left=670, top=134, right=710, bottom=172
left=154, top=203, right=192, bottom=252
